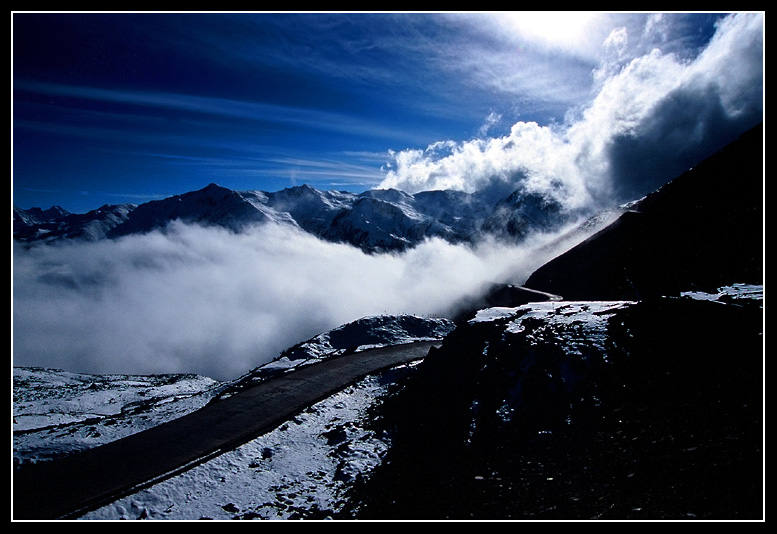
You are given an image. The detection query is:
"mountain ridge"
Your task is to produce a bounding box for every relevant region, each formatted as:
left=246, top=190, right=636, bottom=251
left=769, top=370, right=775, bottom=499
left=14, top=181, right=587, bottom=253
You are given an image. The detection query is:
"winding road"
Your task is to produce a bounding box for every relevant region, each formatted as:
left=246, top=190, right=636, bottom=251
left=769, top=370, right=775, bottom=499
left=12, top=341, right=440, bottom=520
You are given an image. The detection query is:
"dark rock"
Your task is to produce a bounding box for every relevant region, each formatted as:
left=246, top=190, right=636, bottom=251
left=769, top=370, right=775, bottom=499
left=349, top=295, right=763, bottom=520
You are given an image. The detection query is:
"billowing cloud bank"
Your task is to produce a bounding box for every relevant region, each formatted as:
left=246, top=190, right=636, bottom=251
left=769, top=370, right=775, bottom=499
left=379, top=13, right=763, bottom=209
left=12, top=222, right=570, bottom=380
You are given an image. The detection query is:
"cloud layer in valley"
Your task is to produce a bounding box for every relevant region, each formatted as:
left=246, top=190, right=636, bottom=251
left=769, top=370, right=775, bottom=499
left=12, top=222, right=573, bottom=380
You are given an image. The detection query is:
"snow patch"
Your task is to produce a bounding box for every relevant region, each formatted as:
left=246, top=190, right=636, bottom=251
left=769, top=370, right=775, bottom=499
left=468, top=307, right=522, bottom=324
left=13, top=369, right=220, bottom=465
left=681, top=283, right=763, bottom=304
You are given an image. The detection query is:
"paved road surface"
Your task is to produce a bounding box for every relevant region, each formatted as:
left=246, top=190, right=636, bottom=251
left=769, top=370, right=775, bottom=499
left=13, top=341, right=440, bottom=520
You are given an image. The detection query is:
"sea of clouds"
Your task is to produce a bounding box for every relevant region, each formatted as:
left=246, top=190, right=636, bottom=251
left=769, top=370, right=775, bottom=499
left=12, top=222, right=569, bottom=380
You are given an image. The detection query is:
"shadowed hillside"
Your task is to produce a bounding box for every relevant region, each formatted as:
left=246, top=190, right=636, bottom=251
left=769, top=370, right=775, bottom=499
left=343, top=125, right=764, bottom=520
left=523, top=123, right=763, bottom=301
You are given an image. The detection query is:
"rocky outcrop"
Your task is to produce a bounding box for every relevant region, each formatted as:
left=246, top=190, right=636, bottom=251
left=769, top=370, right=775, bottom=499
left=349, top=290, right=763, bottom=520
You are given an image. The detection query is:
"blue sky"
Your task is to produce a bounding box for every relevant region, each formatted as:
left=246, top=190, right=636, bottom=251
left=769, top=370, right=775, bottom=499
left=12, top=12, right=763, bottom=214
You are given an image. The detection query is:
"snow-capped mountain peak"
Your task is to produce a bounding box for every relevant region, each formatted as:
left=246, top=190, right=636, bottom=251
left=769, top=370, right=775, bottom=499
left=14, top=182, right=584, bottom=253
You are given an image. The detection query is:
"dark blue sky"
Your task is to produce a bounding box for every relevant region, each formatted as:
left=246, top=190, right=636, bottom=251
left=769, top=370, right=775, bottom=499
left=12, top=12, right=760, bottom=214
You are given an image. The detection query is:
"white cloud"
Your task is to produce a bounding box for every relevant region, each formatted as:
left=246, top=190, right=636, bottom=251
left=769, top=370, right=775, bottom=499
left=602, top=27, right=629, bottom=59
left=478, top=111, right=502, bottom=137
left=12, top=221, right=570, bottom=381
left=378, top=12, right=763, bottom=208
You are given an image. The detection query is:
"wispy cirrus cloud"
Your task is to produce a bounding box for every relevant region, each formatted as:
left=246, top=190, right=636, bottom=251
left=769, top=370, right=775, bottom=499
left=14, top=80, right=418, bottom=143
left=13, top=78, right=409, bottom=195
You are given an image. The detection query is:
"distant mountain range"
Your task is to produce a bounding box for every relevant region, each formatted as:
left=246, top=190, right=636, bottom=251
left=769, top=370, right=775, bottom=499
left=14, top=180, right=583, bottom=253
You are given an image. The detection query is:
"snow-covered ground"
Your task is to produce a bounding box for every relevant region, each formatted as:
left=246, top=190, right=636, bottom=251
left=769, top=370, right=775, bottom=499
left=80, top=366, right=416, bottom=520
left=12, top=314, right=453, bottom=520
left=469, top=299, right=637, bottom=363
left=680, top=283, right=765, bottom=303
left=12, top=369, right=221, bottom=466
left=12, top=314, right=454, bottom=464
left=13, top=357, right=419, bottom=520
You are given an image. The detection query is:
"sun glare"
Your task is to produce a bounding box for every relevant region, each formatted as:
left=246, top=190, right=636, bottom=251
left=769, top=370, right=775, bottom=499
left=503, top=12, right=603, bottom=52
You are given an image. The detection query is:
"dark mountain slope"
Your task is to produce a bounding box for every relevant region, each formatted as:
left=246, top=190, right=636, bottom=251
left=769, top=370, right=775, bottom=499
left=13, top=203, right=136, bottom=243
left=343, top=125, right=764, bottom=520
left=522, top=123, right=763, bottom=300
left=346, top=295, right=762, bottom=520
left=106, top=183, right=294, bottom=237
